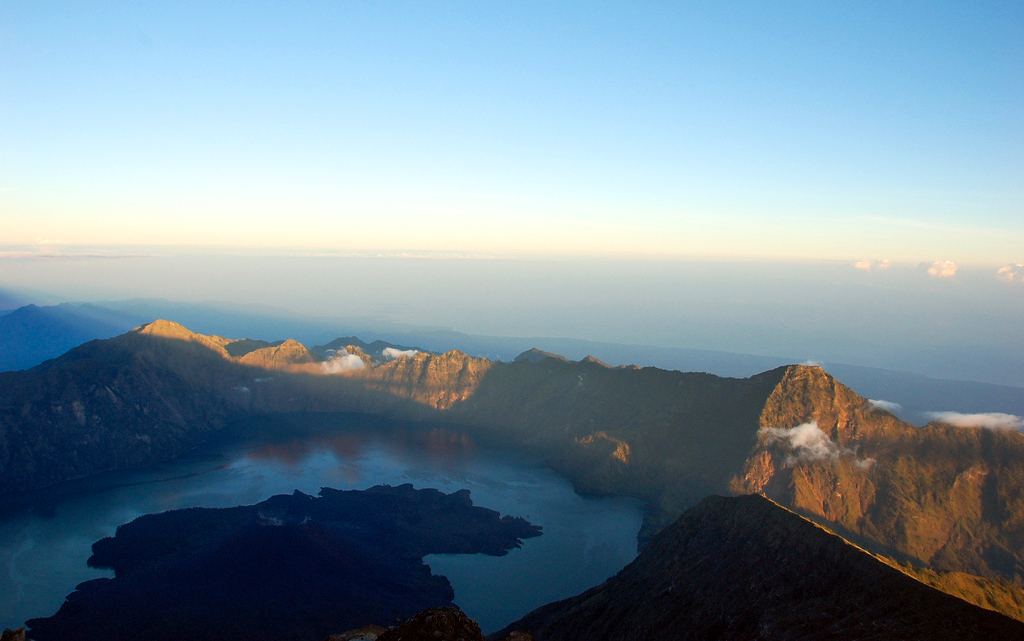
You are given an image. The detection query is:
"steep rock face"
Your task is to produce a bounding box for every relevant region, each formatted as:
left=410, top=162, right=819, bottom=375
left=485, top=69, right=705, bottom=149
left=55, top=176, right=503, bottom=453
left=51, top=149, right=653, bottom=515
left=497, top=495, right=1024, bottom=641
left=732, top=367, right=1024, bottom=582
left=357, top=351, right=494, bottom=411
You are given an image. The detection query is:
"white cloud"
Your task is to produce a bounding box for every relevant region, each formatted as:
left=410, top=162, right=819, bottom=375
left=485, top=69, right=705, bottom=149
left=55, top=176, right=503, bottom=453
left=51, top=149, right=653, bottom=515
left=924, top=411, right=1023, bottom=430
left=383, top=347, right=418, bottom=360
left=868, top=399, right=903, bottom=413
left=759, top=421, right=876, bottom=469
left=854, top=259, right=891, bottom=271
left=802, top=360, right=822, bottom=367
left=921, top=260, right=957, bottom=278
left=997, top=264, right=1024, bottom=284
left=321, top=349, right=365, bottom=373
left=759, top=421, right=848, bottom=464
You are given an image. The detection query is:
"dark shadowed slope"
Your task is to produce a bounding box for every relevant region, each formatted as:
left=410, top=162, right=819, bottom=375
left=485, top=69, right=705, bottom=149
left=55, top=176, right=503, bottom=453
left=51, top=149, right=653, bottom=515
left=27, top=484, right=540, bottom=641
left=497, top=494, right=1024, bottom=641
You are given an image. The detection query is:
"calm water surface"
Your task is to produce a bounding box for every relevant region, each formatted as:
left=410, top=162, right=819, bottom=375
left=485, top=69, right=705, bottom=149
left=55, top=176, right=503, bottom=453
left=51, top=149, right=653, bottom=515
left=0, top=417, right=643, bottom=634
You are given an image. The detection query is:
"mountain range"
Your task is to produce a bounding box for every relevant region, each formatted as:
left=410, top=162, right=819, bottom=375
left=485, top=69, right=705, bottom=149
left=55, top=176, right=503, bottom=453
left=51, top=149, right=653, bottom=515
left=3, top=318, right=1024, bottom=634
left=4, top=301, right=1024, bottom=424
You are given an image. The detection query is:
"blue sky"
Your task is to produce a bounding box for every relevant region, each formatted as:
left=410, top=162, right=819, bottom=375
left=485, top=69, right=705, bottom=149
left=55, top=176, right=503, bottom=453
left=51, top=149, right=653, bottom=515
left=2, top=2, right=1023, bottom=387
left=2, top=1, right=1022, bottom=264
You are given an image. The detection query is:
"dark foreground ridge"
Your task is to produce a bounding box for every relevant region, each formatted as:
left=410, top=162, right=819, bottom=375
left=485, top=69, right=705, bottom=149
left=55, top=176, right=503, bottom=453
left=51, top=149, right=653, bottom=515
left=495, top=494, right=1024, bottom=641
left=27, top=484, right=540, bottom=641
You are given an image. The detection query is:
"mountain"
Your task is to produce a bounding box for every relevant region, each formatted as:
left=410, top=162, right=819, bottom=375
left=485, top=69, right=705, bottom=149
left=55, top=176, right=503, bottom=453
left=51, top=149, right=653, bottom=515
left=0, top=303, right=140, bottom=371
left=311, top=337, right=428, bottom=362
left=2, top=320, right=1024, bottom=602
left=731, top=365, right=1024, bottom=582
left=495, top=494, right=1024, bottom=641
left=6, top=301, right=1023, bottom=422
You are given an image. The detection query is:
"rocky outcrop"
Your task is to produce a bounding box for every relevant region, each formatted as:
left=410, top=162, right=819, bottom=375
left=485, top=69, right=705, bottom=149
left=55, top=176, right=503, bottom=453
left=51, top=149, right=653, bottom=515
left=236, top=339, right=316, bottom=370
left=496, top=495, right=1024, bottom=641
left=358, top=351, right=493, bottom=411
left=732, top=366, right=1024, bottom=584
left=330, top=607, right=533, bottom=641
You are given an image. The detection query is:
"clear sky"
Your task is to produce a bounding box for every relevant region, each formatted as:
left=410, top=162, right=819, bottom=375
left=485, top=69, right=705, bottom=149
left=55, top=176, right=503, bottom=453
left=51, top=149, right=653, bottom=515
left=2, top=2, right=1023, bottom=388
left=2, top=1, right=1022, bottom=264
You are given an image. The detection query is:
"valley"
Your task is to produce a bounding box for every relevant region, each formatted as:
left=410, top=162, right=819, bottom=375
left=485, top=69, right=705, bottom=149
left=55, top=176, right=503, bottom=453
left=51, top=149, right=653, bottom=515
left=2, top=319, right=1024, bottom=637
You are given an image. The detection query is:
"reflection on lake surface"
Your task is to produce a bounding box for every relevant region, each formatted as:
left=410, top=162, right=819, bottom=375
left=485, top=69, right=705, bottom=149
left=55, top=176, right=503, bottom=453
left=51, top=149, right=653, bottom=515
left=0, top=414, right=643, bottom=634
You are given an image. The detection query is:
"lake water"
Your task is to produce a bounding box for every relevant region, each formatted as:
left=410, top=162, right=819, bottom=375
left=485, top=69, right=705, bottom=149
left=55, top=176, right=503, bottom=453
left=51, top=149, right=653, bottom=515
left=0, top=415, right=644, bottom=634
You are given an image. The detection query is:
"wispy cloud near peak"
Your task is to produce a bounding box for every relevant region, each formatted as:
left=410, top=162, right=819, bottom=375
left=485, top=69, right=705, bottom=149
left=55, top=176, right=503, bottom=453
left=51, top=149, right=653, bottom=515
left=868, top=399, right=903, bottom=413
left=924, top=412, right=1023, bottom=430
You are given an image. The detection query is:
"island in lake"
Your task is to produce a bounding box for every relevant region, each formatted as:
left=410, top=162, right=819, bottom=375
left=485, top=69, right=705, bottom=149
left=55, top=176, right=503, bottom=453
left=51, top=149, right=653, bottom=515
left=27, top=484, right=541, bottom=641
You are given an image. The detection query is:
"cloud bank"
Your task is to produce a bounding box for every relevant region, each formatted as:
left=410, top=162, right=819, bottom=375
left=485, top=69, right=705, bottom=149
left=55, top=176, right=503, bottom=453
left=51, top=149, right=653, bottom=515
left=383, top=347, right=418, bottom=360
left=997, top=264, right=1024, bottom=284
left=921, top=260, right=958, bottom=278
left=924, top=411, right=1023, bottom=430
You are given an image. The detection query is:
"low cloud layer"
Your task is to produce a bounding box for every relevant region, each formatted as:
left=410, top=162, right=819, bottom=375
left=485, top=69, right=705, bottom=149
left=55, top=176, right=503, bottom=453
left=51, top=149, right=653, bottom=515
left=924, top=411, right=1024, bottom=430
left=997, top=264, right=1024, bottom=284
left=854, top=259, right=891, bottom=271
left=383, top=347, right=418, bottom=360
left=321, top=349, right=365, bottom=373
left=760, top=421, right=849, bottom=464
left=921, top=260, right=958, bottom=278
left=868, top=399, right=903, bottom=413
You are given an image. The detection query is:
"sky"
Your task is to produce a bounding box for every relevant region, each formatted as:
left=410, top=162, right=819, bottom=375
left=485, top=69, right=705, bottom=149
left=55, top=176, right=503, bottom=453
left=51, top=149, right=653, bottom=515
left=2, top=1, right=1022, bottom=262
left=1, top=2, right=1023, bottom=386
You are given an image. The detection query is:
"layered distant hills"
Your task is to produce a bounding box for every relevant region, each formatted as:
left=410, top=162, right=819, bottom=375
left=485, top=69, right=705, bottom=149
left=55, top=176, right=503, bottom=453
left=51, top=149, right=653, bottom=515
left=3, top=319, right=1024, bottom=629
left=5, top=301, right=1024, bottom=424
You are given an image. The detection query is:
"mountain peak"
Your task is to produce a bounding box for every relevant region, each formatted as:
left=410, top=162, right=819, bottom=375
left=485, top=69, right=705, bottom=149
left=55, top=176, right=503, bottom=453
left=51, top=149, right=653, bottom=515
left=132, top=319, right=196, bottom=340
left=514, top=348, right=569, bottom=363
left=580, top=355, right=610, bottom=367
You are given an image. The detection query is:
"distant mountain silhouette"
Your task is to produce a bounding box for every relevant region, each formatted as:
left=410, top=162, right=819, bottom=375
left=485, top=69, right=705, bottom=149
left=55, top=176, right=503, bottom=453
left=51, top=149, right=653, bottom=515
left=0, top=303, right=139, bottom=371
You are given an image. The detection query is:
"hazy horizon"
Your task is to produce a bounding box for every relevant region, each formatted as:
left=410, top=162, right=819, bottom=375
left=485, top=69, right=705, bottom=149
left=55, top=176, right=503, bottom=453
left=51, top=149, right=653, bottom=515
left=2, top=4, right=1022, bottom=385
left=1, top=249, right=1022, bottom=389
